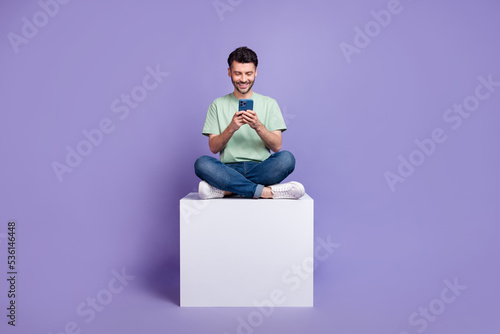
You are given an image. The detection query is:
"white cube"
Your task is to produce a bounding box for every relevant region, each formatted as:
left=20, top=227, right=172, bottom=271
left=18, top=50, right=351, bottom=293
left=180, top=193, right=314, bottom=307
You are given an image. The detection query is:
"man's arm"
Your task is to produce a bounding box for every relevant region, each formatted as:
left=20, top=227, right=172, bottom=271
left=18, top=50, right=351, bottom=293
left=242, top=110, right=282, bottom=152
left=208, top=111, right=246, bottom=154
left=255, top=128, right=282, bottom=152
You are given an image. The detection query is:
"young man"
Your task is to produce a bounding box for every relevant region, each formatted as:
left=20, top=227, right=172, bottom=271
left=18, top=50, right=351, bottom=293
left=194, top=46, right=305, bottom=199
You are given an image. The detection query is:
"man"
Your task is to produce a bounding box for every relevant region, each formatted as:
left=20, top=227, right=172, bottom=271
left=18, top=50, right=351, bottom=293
left=194, top=46, right=305, bottom=199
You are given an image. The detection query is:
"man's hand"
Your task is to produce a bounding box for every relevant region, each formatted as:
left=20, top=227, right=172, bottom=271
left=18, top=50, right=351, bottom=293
left=210, top=110, right=282, bottom=154
left=241, top=110, right=282, bottom=152
left=208, top=111, right=246, bottom=154
left=229, top=111, right=247, bottom=132
left=241, top=110, right=263, bottom=130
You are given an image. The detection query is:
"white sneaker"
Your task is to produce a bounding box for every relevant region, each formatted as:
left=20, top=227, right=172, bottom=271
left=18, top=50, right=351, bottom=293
left=198, top=181, right=225, bottom=199
left=269, top=181, right=305, bottom=199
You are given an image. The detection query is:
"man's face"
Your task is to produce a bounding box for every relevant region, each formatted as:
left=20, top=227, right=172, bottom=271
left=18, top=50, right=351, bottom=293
left=228, top=61, right=257, bottom=95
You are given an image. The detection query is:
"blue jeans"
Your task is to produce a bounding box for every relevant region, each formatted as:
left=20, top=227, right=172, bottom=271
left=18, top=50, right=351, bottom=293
left=194, top=150, right=296, bottom=198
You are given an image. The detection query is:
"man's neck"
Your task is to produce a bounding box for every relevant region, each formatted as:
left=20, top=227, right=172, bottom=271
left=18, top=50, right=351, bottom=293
left=233, top=90, right=254, bottom=100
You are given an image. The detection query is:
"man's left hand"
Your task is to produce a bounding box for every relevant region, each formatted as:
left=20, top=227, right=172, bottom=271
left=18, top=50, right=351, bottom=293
left=241, top=110, right=262, bottom=130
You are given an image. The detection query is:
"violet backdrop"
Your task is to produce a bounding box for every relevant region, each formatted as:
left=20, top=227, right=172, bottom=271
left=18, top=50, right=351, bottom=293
left=1, top=0, right=499, bottom=333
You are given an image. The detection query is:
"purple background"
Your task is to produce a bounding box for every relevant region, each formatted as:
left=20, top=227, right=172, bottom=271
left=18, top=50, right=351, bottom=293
left=1, top=0, right=499, bottom=333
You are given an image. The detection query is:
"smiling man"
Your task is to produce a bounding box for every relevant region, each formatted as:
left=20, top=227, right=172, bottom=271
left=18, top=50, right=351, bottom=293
left=194, top=46, right=305, bottom=199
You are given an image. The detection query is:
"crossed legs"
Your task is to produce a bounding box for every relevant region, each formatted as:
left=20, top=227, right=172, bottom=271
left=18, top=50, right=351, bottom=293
left=194, top=150, right=296, bottom=198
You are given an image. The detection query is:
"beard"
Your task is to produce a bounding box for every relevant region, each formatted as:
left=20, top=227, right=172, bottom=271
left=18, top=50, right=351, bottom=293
left=232, top=78, right=255, bottom=95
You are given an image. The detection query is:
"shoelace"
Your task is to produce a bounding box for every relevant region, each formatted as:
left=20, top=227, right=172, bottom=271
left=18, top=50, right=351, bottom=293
left=209, top=185, right=224, bottom=196
left=273, top=184, right=293, bottom=198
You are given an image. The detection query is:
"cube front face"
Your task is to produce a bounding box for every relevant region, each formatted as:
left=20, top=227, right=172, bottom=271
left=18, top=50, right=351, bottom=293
left=180, top=193, right=314, bottom=307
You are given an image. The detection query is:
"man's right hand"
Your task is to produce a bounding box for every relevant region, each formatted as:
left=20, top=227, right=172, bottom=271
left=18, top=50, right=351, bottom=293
left=229, top=111, right=246, bottom=132
left=208, top=111, right=246, bottom=154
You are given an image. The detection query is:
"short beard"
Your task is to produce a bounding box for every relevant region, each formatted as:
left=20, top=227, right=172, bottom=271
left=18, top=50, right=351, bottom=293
left=232, top=78, right=255, bottom=95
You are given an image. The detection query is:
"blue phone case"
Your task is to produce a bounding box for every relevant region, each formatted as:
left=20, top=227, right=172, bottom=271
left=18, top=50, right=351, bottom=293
left=238, top=99, right=253, bottom=111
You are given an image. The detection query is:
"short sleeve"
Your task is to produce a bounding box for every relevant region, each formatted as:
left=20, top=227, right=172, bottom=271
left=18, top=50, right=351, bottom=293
left=266, top=99, right=287, bottom=132
left=202, top=101, right=220, bottom=136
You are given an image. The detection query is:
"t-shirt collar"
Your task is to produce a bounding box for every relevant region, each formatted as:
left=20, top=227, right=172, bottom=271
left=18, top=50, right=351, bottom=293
left=232, top=92, right=254, bottom=100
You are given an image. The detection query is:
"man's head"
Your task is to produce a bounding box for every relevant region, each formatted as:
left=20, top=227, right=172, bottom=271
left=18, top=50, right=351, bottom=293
left=228, top=47, right=258, bottom=96
left=227, top=46, right=258, bottom=68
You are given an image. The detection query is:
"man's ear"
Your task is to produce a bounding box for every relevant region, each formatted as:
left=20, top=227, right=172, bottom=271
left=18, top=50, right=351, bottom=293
left=228, top=67, right=231, bottom=77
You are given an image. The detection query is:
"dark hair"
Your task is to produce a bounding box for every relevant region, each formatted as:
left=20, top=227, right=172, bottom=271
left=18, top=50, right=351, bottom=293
left=227, top=46, right=258, bottom=68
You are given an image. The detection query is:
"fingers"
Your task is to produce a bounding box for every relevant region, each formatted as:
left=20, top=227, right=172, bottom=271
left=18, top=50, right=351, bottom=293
left=241, top=111, right=255, bottom=120
left=244, top=110, right=255, bottom=116
left=236, top=110, right=258, bottom=127
left=233, top=112, right=244, bottom=124
left=241, top=115, right=253, bottom=124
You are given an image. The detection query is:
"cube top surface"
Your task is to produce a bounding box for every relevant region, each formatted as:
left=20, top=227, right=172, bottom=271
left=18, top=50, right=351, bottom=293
left=180, top=192, right=313, bottom=201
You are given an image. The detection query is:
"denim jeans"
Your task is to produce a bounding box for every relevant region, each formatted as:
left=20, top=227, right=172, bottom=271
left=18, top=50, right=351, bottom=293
left=194, top=150, right=296, bottom=198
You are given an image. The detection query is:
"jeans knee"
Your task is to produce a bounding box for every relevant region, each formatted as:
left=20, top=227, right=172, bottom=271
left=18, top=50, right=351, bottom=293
left=278, top=150, right=295, bottom=171
left=194, top=155, right=213, bottom=177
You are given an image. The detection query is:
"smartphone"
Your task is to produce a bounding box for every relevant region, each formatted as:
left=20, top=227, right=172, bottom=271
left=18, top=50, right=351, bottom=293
left=238, top=99, right=253, bottom=112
